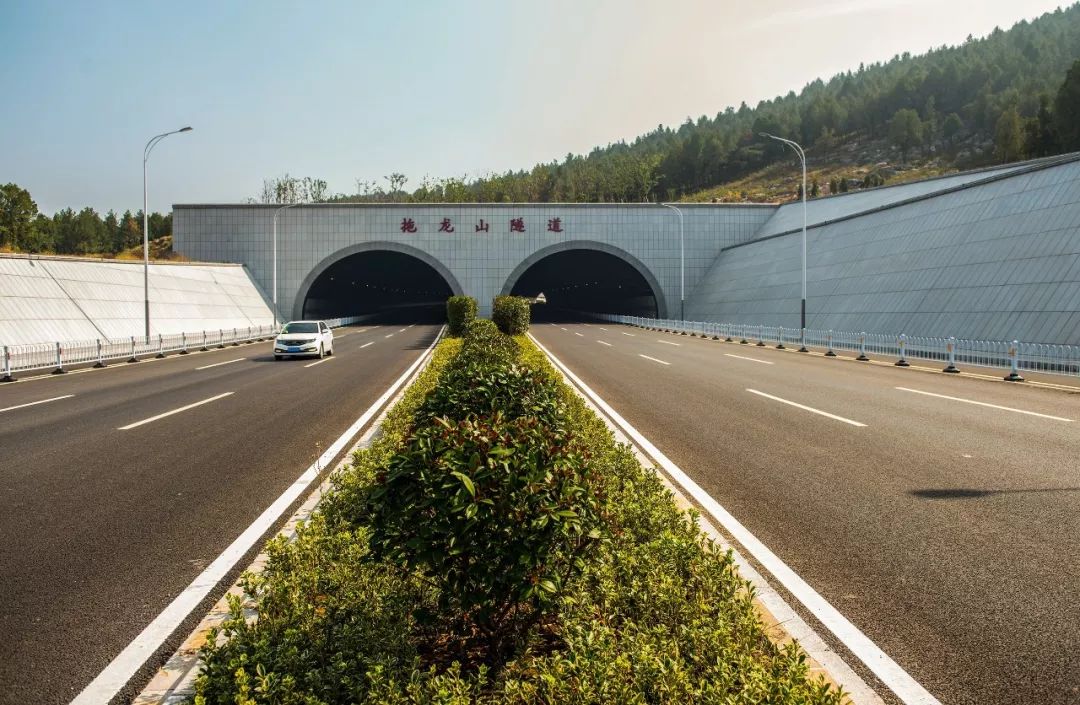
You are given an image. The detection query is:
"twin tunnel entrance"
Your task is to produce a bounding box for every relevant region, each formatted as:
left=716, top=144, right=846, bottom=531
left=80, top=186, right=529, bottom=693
left=300, top=246, right=661, bottom=322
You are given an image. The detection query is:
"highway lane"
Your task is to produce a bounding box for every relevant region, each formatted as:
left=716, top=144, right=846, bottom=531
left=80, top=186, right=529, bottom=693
left=533, top=322, right=1080, bottom=705
left=0, top=323, right=438, bottom=705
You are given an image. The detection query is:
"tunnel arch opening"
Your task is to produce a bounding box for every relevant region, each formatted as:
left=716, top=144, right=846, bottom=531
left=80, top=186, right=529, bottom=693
left=504, top=245, right=663, bottom=321
left=296, top=246, right=459, bottom=323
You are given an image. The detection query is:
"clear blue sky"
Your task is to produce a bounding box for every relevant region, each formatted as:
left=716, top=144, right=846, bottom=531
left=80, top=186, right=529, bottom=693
left=0, top=0, right=1066, bottom=214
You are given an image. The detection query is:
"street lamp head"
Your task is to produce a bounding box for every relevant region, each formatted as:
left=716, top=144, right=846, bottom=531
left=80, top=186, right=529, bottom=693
left=179, top=126, right=193, bottom=132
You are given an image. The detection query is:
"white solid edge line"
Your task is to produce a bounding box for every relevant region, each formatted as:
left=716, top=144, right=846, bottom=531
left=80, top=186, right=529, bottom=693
left=72, top=326, right=445, bottom=705
left=0, top=394, right=75, bottom=414
left=747, top=388, right=867, bottom=427
left=360, top=341, right=375, bottom=349
left=528, top=334, right=939, bottom=705
left=896, top=386, right=1074, bottom=422
left=194, top=358, right=245, bottom=371
left=597, top=340, right=612, bottom=347
left=656, top=339, right=681, bottom=346
left=725, top=353, right=774, bottom=365
left=639, top=354, right=670, bottom=366
left=117, top=393, right=235, bottom=431
left=304, top=357, right=334, bottom=368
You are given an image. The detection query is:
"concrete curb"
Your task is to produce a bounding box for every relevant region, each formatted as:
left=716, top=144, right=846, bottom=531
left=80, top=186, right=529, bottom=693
left=131, top=337, right=441, bottom=704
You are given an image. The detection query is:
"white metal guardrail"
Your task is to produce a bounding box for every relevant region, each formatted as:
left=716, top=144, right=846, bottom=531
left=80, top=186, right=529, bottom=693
left=594, top=314, right=1080, bottom=381
left=1, top=316, right=369, bottom=381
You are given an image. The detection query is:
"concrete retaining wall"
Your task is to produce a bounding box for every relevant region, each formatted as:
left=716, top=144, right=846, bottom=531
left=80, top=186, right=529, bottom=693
left=0, top=255, right=273, bottom=346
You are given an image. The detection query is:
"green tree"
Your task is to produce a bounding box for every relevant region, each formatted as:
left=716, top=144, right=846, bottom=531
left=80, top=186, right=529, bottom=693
left=0, top=183, right=39, bottom=251
left=1053, top=58, right=1080, bottom=150
left=889, top=108, right=923, bottom=163
left=993, top=107, right=1025, bottom=162
left=943, top=113, right=964, bottom=146
left=1026, top=94, right=1057, bottom=157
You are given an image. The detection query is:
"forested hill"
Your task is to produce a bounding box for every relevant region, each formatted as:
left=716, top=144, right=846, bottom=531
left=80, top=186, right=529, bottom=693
left=319, top=2, right=1080, bottom=205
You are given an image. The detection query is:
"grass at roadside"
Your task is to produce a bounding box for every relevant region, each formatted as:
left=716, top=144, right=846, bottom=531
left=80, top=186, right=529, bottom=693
left=191, top=324, right=842, bottom=704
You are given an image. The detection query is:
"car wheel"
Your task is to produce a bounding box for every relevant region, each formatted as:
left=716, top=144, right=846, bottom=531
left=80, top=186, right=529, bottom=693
left=318, top=344, right=325, bottom=359
left=274, top=354, right=282, bottom=360
left=327, top=345, right=334, bottom=356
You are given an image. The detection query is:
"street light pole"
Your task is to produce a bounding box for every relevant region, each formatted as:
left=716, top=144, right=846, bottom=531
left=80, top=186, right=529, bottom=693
left=760, top=132, right=809, bottom=352
left=660, top=203, right=685, bottom=320
left=272, top=203, right=303, bottom=328
left=143, top=126, right=192, bottom=341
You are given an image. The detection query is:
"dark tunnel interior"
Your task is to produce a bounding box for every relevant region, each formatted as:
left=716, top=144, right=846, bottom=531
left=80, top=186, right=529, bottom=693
left=509, top=249, right=659, bottom=321
left=302, top=251, right=454, bottom=323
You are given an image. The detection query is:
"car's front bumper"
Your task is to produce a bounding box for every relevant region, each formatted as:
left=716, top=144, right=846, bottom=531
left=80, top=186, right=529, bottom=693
left=274, top=344, right=320, bottom=356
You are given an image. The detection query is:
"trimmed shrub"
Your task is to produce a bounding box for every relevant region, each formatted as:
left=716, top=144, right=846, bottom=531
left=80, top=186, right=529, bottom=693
left=458, top=318, right=519, bottom=368
left=365, top=413, right=602, bottom=648
left=445, top=295, right=476, bottom=336
left=492, top=295, right=530, bottom=335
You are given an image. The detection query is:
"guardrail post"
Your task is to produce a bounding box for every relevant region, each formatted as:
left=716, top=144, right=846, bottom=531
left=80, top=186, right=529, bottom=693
left=52, top=342, right=66, bottom=374
left=94, top=339, right=107, bottom=368
left=724, top=323, right=733, bottom=342
left=231, top=327, right=240, bottom=346
left=217, top=329, right=226, bottom=349
left=740, top=326, right=749, bottom=345
left=756, top=325, right=765, bottom=346
left=798, top=327, right=809, bottom=353
left=127, top=336, right=138, bottom=363
left=857, top=332, right=869, bottom=361
left=1004, top=340, right=1024, bottom=382
left=247, top=326, right=252, bottom=342
left=200, top=330, right=209, bottom=352
left=179, top=332, right=189, bottom=355
left=156, top=334, right=166, bottom=358
left=776, top=327, right=786, bottom=350
left=943, top=337, right=959, bottom=373
left=825, top=330, right=837, bottom=357
left=895, top=334, right=910, bottom=367
left=2, top=345, right=15, bottom=383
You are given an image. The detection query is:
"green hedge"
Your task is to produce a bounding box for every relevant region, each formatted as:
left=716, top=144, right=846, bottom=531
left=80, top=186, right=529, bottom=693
left=445, top=296, right=477, bottom=336
left=491, top=295, right=530, bottom=335
left=192, top=326, right=842, bottom=705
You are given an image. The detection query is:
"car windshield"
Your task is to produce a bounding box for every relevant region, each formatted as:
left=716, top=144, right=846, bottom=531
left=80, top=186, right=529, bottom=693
left=280, top=322, right=319, bottom=334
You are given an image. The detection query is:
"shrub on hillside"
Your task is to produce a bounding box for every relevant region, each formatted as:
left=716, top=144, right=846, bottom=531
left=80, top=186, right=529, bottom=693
left=492, top=295, right=530, bottom=335
left=445, top=295, right=476, bottom=336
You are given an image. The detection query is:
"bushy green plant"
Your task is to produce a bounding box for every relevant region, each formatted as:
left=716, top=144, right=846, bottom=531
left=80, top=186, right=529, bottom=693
left=458, top=318, right=519, bottom=368
left=491, top=295, right=530, bottom=335
left=417, top=362, right=565, bottom=428
left=365, top=412, right=602, bottom=651
left=445, top=295, right=477, bottom=336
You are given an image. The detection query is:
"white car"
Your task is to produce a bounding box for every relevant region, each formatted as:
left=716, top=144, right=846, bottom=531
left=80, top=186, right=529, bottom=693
left=274, top=320, right=334, bottom=360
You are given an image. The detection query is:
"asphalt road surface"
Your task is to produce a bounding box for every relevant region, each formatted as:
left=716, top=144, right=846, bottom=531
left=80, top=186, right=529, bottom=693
left=0, top=323, right=440, bottom=705
left=532, top=322, right=1080, bottom=705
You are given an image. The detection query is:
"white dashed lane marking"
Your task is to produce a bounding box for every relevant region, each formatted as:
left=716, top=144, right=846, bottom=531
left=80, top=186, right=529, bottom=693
left=118, top=393, right=234, bottom=431
left=639, top=354, right=670, bottom=366
left=896, top=387, right=1074, bottom=422
left=194, top=358, right=245, bottom=371
left=0, top=395, right=75, bottom=414
left=746, top=389, right=866, bottom=427
left=597, top=340, right=612, bottom=347
left=725, top=354, right=774, bottom=365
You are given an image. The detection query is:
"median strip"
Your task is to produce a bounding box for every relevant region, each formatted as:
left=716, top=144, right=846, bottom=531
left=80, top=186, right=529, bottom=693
left=639, top=354, right=671, bottom=366
left=896, top=387, right=1074, bottom=422
left=0, top=394, right=74, bottom=414
left=194, top=358, right=245, bottom=371
left=117, top=392, right=234, bottom=431
left=746, top=389, right=867, bottom=427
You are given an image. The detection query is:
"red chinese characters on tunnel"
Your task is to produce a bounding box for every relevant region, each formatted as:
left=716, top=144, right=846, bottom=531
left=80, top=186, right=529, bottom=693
left=438, top=218, right=455, bottom=233
left=392, top=216, right=566, bottom=235
left=510, top=218, right=526, bottom=233
left=400, top=218, right=417, bottom=233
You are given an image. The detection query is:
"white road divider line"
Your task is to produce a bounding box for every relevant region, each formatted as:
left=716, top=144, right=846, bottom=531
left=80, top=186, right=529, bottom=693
left=598, top=326, right=609, bottom=331
left=118, top=393, right=234, bottom=431
left=560, top=326, right=568, bottom=331
left=657, top=339, right=681, bottom=346
left=360, top=342, right=374, bottom=349
left=896, top=387, right=1074, bottom=422
left=398, top=328, right=406, bottom=333
left=304, top=357, right=334, bottom=368
left=597, top=340, right=612, bottom=347
left=0, top=394, right=74, bottom=414
left=385, top=333, right=394, bottom=338
left=725, top=353, right=774, bottom=365
left=74, top=327, right=445, bottom=705
left=747, top=389, right=867, bottom=427
left=621, top=332, right=636, bottom=337
left=194, top=358, right=245, bottom=371
left=574, top=332, right=584, bottom=337
left=529, top=334, right=936, bottom=705
left=639, top=354, right=670, bottom=366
